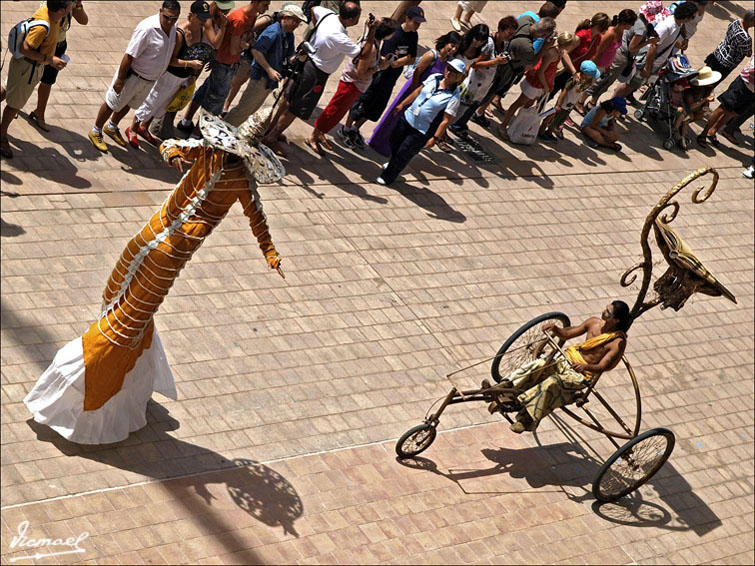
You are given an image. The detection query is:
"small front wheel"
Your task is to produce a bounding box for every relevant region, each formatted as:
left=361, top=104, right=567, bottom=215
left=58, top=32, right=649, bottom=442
left=593, top=428, right=675, bottom=503
left=396, top=423, right=437, bottom=459
left=634, top=109, right=644, bottom=121
left=663, top=138, right=675, bottom=150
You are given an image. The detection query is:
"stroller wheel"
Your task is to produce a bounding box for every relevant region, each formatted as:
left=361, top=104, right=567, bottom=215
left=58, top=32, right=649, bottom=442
left=634, top=109, right=644, bottom=121
left=663, top=138, right=675, bottom=150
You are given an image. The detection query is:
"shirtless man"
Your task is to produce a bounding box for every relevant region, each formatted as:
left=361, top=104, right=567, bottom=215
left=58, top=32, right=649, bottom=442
left=499, top=300, right=631, bottom=433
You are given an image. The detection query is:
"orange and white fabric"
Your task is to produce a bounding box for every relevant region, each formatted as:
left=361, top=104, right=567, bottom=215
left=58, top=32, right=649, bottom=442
left=25, top=134, right=283, bottom=444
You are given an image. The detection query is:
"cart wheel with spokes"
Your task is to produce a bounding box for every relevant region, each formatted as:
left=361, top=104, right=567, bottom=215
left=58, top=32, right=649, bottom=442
left=491, top=312, right=571, bottom=383
left=634, top=109, right=644, bottom=121
left=663, top=138, right=675, bottom=150
left=396, top=423, right=437, bottom=459
left=592, top=427, right=675, bottom=503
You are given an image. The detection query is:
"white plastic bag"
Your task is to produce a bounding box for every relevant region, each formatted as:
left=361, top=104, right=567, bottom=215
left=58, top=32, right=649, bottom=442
left=508, top=95, right=549, bottom=145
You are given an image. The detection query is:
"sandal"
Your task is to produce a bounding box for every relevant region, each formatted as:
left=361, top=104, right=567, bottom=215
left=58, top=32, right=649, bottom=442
left=28, top=111, right=50, bottom=132
left=696, top=134, right=708, bottom=148
left=319, top=137, right=334, bottom=151
left=125, top=126, right=140, bottom=149
left=574, top=102, right=587, bottom=116
left=608, top=142, right=623, bottom=151
left=305, top=137, right=324, bottom=156
left=436, top=138, right=453, bottom=152
left=721, top=131, right=740, bottom=146
left=708, top=134, right=720, bottom=147
left=137, top=125, right=159, bottom=147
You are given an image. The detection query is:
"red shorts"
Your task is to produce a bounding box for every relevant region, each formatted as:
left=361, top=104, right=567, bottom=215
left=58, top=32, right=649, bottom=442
left=314, top=80, right=362, bottom=134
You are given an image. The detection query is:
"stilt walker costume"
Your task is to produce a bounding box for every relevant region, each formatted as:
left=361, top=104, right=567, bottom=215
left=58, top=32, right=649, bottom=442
left=24, top=110, right=286, bottom=444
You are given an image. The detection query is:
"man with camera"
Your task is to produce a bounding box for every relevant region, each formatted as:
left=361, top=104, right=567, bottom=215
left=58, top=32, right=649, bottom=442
left=223, top=4, right=306, bottom=126
left=261, top=1, right=374, bottom=156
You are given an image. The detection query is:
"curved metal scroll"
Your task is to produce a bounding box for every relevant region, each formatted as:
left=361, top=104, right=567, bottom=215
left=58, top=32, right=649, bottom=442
left=621, top=167, right=720, bottom=324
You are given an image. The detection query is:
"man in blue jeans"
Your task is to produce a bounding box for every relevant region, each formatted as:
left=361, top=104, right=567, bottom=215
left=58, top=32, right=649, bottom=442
left=179, top=0, right=270, bottom=135
left=377, top=59, right=465, bottom=186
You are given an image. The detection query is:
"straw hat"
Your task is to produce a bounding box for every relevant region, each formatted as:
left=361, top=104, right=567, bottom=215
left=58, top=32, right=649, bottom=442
left=690, top=66, right=721, bottom=86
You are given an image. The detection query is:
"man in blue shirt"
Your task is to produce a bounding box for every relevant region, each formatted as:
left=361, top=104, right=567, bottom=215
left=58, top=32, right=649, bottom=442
left=224, top=4, right=305, bottom=126
left=377, top=59, right=466, bottom=186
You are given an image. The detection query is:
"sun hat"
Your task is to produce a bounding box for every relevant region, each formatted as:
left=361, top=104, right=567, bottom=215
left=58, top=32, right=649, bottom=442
left=190, top=1, right=212, bottom=20
left=580, top=60, right=601, bottom=80
left=214, top=1, right=235, bottom=11
left=447, top=59, right=467, bottom=74
left=690, top=66, right=722, bottom=86
left=278, top=2, right=307, bottom=22
left=639, top=1, right=671, bottom=24
left=611, top=97, right=628, bottom=115
left=407, top=6, right=427, bottom=22
left=280, top=4, right=306, bottom=21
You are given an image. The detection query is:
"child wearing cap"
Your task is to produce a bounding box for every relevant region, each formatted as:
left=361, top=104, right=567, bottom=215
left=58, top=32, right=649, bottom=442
left=540, top=60, right=601, bottom=141
left=580, top=96, right=626, bottom=150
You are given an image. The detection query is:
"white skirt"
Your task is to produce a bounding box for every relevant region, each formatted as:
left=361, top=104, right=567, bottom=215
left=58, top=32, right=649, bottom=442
left=24, top=329, right=177, bottom=445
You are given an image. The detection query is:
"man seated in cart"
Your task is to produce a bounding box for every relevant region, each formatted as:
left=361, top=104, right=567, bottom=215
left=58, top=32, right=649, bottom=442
left=497, top=301, right=632, bottom=434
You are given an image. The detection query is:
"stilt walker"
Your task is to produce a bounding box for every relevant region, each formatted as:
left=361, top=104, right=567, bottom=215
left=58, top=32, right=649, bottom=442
left=25, top=110, right=286, bottom=444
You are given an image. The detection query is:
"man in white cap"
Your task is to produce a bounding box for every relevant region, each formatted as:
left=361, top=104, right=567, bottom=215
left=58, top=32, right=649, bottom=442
left=224, top=3, right=306, bottom=126
left=377, top=59, right=466, bottom=185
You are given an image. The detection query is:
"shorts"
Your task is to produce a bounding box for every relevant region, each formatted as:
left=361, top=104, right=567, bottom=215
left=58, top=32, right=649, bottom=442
left=105, top=71, right=155, bottom=112
left=234, top=55, right=252, bottom=84
left=521, top=78, right=544, bottom=100
left=192, top=60, right=238, bottom=115
left=41, top=40, right=67, bottom=85
left=5, top=57, right=44, bottom=110
left=285, top=58, right=330, bottom=120
left=718, top=76, right=753, bottom=115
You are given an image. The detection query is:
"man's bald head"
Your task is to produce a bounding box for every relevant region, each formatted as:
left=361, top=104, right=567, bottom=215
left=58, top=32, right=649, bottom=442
left=340, top=1, right=361, bottom=26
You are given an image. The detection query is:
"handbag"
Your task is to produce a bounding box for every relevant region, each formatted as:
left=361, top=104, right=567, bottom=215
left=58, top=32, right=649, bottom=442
left=166, top=77, right=196, bottom=113
left=508, top=94, right=549, bottom=145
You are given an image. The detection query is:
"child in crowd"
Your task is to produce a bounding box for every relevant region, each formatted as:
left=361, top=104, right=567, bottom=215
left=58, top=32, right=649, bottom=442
left=580, top=96, right=627, bottom=150
left=540, top=60, right=601, bottom=141
left=499, top=31, right=580, bottom=140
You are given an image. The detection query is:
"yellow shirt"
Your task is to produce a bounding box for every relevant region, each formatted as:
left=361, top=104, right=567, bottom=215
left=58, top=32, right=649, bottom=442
left=25, top=6, right=59, bottom=56
left=41, top=1, right=73, bottom=43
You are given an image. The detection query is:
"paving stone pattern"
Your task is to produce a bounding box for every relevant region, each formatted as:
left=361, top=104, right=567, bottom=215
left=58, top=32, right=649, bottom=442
left=1, top=1, right=753, bottom=564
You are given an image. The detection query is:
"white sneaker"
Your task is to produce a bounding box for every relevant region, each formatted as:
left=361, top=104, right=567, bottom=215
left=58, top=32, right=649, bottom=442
left=744, top=165, right=754, bottom=179
left=376, top=176, right=387, bottom=185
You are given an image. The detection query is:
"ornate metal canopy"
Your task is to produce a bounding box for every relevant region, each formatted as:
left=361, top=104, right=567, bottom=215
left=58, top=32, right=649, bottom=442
left=621, top=167, right=737, bottom=326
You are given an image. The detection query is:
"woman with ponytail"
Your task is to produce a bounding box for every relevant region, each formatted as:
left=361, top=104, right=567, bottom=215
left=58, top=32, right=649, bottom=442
left=575, top=9, right=637, bottom=114
left=548, top=12, right=610, bottom=101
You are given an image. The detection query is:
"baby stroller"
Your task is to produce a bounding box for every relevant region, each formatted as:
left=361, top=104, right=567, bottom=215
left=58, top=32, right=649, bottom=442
left=634, top=54, right=699, bottom=150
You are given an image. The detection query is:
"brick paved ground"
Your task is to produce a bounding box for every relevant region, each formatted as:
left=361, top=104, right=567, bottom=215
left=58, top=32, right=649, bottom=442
left=1, top=1, right=753, bottom=564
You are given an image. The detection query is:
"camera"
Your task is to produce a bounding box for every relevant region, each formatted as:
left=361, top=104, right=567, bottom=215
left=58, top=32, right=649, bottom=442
left=368, top=12, right=376, bottom=25
left=299, top=41, right=317, bottom=56
left=282, top=42, right=317, bottom=79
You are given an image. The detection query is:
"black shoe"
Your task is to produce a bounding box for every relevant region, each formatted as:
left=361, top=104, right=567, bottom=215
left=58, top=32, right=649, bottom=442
left=176, top=120, right=194, bottom=133
left=625, top=93, right=638, bottom=106
left=470, top=113, right=491, bottom=128
left=539, top=131, right=558, bottom=142
left=450, top=123, right=467, bottom=135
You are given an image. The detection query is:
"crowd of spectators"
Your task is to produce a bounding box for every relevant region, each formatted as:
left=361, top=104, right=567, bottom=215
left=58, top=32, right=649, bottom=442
left=1, top=0, right=753, bottom=179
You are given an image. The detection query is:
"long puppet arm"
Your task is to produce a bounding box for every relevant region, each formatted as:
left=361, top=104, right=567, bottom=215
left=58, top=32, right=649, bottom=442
left=238, top=182, right=283, bottom=275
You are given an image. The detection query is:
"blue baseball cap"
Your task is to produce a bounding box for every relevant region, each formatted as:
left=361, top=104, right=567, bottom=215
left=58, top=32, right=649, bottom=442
left=611, top=97, right=628, bottom=115
left=447, top=59, right=466, bottom=74
left=580, top=60, right=600, bottom=80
